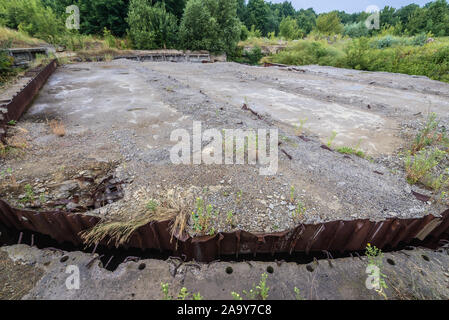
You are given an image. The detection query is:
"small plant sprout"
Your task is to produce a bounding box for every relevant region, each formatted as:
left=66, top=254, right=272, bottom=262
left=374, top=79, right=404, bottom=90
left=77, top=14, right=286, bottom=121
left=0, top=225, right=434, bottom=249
left=21, top=184, right=35, bottom=203
left=294, top=287, right=304, bottom=300
left=226, top=210, right=235, bottom=227
left=292, top=201, right=306, bottom=220
left=192, top=292, right=203, bottom=300
left=295, top=118, right=308, bottom=136
left=236, top=190, right=243, bottom=203
left=238, top=273, right=270, bottom=300
left=231, top=292, right=243, bottom=300
left=7, top=120, right=16, bottom=126
left=290, top=185, right=295, bottom=203
left=177, top=287, right=190, bottom=300
left=327, top=131, right=337, bottom=148
left=161, top=282, right=172, bottom=300
left=191, top=197, right=215, bottom=235
left=146, top=199, right=158, bottom=212
left=365, top=243, right=388, bottom=299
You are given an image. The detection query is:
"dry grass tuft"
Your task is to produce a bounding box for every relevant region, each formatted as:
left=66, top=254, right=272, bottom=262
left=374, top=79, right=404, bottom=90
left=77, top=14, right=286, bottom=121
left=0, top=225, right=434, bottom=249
left=80, top=190, right=191, bottom=248
left=48, top=120, right=65, bottom=137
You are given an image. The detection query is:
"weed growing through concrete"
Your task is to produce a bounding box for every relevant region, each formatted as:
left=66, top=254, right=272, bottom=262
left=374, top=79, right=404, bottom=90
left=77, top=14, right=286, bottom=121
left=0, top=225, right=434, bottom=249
left=191, top=197, right=217, bottom=235
left=294, top=118, right=307, bottom=136
left=242, top=273, right=270, bottom=300
left=231, top=292, right=243, bottom=300
left=365, top=243, right=388, bottom=299
left=294, top=287, right=304, bottom=300
left=292, top=201, right=306, bottom=221
left=326, top=131, right=337, bottom=148
left=20, top=184, right=35, bottom=203
left=231, top=273, right=270, bottom=300
left=290, top=185, right=295, bottom=203
left=404, top=148, right=446, bottom=184
left=160, top=282, right=203, bottom=300
left=336, top=146, right=366, bottom=158
left=412, top=113, right=447, bottom=154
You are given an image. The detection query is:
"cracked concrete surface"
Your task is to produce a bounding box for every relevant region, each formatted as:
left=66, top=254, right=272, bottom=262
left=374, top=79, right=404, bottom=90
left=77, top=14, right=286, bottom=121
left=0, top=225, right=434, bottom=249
left=0, top=244, right=448, bottom=300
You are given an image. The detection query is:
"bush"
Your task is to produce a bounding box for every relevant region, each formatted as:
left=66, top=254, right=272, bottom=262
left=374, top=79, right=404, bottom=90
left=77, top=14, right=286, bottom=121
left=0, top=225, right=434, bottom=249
left=0, top=49, right=14, bottom=85
left=270, top=40, right=344, bottom=66
left=0, top=0, right=64, bottom=43
left=245, top=46, right=263, bottom=65
left=279, top=16, right=302, bottom=40
left=371, top=35, right=399, bottom=49
left=179, top=0, right=241, bottom=54
left=411, top=33, right=427, bottom=46
left=316, top=11, right=343, bottom=35
left=127, top=0, right=178, bottom=50
left=343, top=22, right=369, bottom=38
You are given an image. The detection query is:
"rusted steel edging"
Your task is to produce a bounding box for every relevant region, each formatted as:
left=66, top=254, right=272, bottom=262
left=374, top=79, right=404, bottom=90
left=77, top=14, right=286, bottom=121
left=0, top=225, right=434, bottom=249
left=0, top=199, right=448, bottom=262
left=0, top=59, right=58, bottom=139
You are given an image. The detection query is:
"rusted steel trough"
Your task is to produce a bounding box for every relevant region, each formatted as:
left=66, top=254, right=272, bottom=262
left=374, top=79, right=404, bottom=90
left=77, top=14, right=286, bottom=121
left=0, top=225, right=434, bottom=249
left=0, top=199, right=448, bottom=262
left=0, top=59, right=58, bottom=140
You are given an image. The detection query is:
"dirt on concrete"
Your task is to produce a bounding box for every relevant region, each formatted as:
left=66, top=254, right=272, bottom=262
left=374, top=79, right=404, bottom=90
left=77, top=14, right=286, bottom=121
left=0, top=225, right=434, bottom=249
left=0, top=60, right=448, bottom=236
left=0, top=249, right=44, bottom=300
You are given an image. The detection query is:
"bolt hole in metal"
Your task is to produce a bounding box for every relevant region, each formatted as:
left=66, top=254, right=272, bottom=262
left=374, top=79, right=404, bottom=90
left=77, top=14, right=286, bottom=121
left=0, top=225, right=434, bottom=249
left=60, top=255, right=69, bottom=263
left=422, top=255, right=430, bottom=262
left=266, top=266, right=274, bottom=274
left=225, top=266, right=233, bottom=274
left=386, top=258, right=395, bottom=266
left=138, top=263, right=146, bottom=270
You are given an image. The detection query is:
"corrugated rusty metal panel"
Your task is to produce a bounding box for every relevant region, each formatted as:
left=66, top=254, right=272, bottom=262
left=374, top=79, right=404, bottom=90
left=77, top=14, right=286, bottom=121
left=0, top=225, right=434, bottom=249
left=0, top=59, right=57, bottom=139
left=1, top=199, right=448, bottom=262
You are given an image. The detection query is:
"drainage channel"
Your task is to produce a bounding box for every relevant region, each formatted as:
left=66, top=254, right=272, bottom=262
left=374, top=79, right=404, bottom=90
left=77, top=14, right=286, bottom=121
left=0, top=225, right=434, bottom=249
left=1, top=223, right=447, bottom=272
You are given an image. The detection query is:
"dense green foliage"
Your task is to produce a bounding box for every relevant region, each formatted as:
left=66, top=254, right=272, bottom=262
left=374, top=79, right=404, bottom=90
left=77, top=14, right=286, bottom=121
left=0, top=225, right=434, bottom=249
left=0, top=0, right=64, bottom=43
left=268, top=37, right=449, bottom=83
left=1, top=0, right=449, bottom=83
left=179, top=0, right=240, bottom=53
left=127, top=0, right=178, bottom=49
left=316, top=11, right=343, bottom=35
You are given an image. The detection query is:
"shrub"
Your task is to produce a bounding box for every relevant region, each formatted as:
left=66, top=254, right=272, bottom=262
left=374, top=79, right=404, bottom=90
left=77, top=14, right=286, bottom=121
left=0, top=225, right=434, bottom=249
left=179, top=0, right=241, bottom=54
left=270, top=40, right=344, bottom=66
left=279, top=16, right=302, bottom=40
left=316, top=11, right=343, bottom=35
left=0, top=0, right=64, bottom=43
left=127, top=0, right=178, bottom=50
left=343, top=22, right=369, bottom=38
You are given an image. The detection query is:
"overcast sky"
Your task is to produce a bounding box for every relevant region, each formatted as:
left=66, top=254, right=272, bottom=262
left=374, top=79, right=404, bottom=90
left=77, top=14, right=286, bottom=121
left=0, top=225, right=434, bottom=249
left=276, top=0, right=431, bottom=13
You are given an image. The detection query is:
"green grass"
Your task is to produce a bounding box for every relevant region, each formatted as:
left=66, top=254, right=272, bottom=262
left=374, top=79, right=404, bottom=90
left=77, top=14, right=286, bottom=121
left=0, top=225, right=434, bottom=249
left=336, top=146, right=366, bottom=158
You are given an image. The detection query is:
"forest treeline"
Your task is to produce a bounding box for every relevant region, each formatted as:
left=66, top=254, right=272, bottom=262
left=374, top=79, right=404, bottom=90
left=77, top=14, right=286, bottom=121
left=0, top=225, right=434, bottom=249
left=1, top=0, right=449, bottom=54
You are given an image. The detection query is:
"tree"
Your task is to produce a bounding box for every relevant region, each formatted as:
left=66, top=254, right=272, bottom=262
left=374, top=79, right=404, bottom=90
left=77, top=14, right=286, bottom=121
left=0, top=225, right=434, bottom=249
left=127, top=0, right=178, bottom=49
left=316, top=11, right=343, bottom=35
left=380, top=6, right=399, bottom=29
left=279, top=16, right=302, bottom=40
left=0, top=0, right=64, bottom=43
left=296, top=8, right=316, bottom=35
left=179, top=0, right=240, bottom=54
left=78, top=0, right=129, bottom=37
left=245, top=0, right=269, bottom=35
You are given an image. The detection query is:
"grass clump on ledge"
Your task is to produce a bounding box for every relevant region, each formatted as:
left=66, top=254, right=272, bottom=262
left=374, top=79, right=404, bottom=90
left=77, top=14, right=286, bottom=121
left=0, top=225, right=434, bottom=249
left=80, top=192, right=190, bottom=248
left=336, top=146, right=366, bottom=158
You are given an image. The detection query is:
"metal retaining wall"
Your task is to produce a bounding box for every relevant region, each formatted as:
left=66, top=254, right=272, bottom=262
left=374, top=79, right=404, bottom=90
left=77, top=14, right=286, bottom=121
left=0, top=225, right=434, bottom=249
left=0, top=199, right=448, bottom=262
left=0, top=59, right=57, bottom=140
